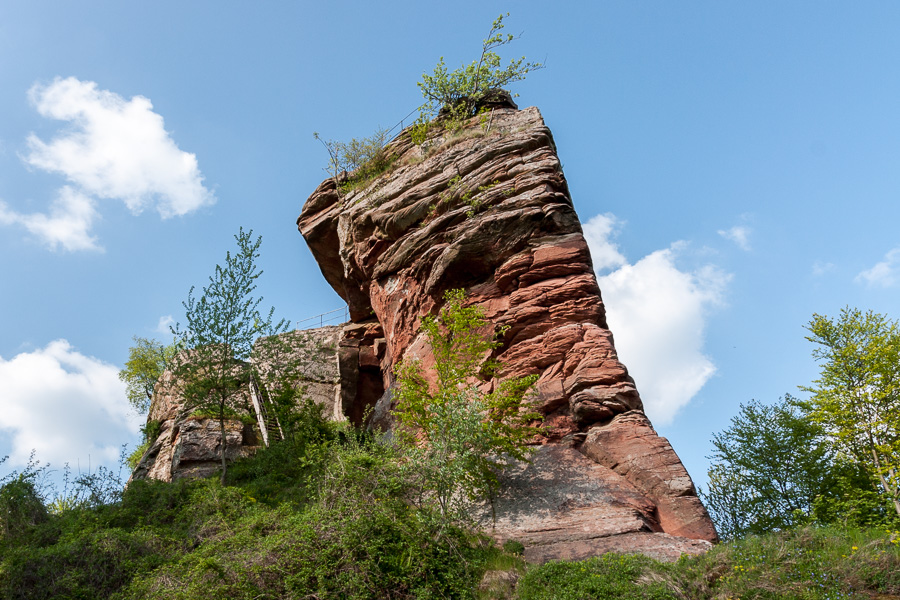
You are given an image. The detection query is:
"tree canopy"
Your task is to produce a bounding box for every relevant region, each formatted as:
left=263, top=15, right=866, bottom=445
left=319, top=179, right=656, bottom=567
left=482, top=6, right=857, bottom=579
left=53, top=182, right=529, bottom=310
left=703, top=307, right=900, bottom=538
left=118, top=337, right=175, bottom=415
left=802, top=307, right=900, bottom=517
left=702, top=396, right=832, bottom=540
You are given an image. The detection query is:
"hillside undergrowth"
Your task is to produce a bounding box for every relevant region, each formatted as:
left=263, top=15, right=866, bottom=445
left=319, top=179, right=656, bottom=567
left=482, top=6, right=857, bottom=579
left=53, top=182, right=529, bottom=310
left=4, top=425, right=900, bottom=600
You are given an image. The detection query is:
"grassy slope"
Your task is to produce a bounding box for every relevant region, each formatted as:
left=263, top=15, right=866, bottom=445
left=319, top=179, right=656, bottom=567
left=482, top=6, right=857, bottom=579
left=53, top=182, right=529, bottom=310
left=2, top=436, right=900, bottom=600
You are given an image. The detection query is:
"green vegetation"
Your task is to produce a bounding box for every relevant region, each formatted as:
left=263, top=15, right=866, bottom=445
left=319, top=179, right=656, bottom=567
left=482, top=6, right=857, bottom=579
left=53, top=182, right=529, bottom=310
left=126, top=419, right=161, bottom=470
left=703, top=307, right=900, bottom=540
left=313, top=12, right=543, bottom=188
left=703, top=395, right=834, bottom=540
left=803, top=308, right=900, bottom=518
left=171, top=228, right=289, bottom=484
left=417, top=13, right=543, bottom=126
left=313, top=128, right=394, bottom=195
left=118, top=336, right=175, bottom=415
left=0, top=400, right=495, bottom=599
left=5, top=461, right=899, bottom=600
left=509, top=526, right=900, bottom=599
left=5, top=300, right=900, bottom=597
left=394, top=289, right=539, bottom=522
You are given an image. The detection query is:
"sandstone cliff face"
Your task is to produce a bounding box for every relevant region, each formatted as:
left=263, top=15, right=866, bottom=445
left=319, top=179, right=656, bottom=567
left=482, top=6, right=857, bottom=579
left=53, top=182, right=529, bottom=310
left=131, top=327, right=345, bottom=482
left=298, top=102, right=718, bottom=561
left=129, top=359, right=259, bottom=482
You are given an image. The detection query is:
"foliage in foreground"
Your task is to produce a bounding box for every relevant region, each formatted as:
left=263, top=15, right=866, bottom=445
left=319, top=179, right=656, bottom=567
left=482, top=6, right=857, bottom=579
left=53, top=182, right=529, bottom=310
left=0, top=428, right=490, bottom=600
left=5, top=437, right=900, bottom=599
left=703, top=307, right=900, bottom=540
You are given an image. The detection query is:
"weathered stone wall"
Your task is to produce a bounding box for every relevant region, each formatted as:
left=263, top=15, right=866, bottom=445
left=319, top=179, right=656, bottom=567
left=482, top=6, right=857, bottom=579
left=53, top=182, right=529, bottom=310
left=298, top=101, right=718, bottom=560
left=130, top=357, right=259, bottom=482
left=131, top=327, right=346, bottom=482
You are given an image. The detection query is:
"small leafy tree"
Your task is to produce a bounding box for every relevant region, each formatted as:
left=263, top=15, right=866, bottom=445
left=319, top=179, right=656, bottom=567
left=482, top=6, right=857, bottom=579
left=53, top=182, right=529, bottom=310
left=119, top=337, right=175, bottom=415
left=417, top=13, right=543, bottom=123
left=802, top=307, right=900, bottom=517
left=393, top=289, right=539, bottom=522
left=172, top=228, right=289, bottom=484
left=701, top=396, right=832, bottom=540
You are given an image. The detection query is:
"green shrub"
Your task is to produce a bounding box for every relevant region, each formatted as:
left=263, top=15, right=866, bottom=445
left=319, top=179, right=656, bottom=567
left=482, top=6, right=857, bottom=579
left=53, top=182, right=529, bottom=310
left=394, top=289, right=539, bottom=522
left=0, top=476, right=48, bottom=540
left=417, top=14, right=542, bottom=125
left=126, top=419, right=162, bottom=470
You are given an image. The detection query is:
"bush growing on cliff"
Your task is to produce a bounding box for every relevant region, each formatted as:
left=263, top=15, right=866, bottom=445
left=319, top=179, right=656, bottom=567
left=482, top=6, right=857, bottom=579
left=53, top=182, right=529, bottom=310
left=417, top=13, right=543, bottom=126
left=313, top=128, right=392, bottom=194
left=393, top=289, right=540, bottom=522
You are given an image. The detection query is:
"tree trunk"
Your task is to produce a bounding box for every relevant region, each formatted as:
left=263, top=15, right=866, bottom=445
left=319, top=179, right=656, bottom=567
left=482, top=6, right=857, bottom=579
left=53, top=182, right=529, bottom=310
left=219, top=410, right=227, bottom=486
left=870, top=448, right=900, bottom=517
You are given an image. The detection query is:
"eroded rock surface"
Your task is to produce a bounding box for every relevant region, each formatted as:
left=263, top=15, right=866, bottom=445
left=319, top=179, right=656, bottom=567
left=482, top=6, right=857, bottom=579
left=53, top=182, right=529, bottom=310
left=129, top=362, right=258, bottom=482
left=298, top=103, right=717, bottom=559
left=131, top=327, right=345, bottom=482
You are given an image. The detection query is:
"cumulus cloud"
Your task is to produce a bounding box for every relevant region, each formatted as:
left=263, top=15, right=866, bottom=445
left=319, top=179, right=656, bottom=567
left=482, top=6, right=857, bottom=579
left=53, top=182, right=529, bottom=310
left=855, top=247, right=900, bottom=288
left=582, top=213, right=627, bottom=270
left=0, top=340, right=140, bottom=468
left=583, top=214, right=730, bottom=424
left=25, top=77, right=214, bottom=217
left=718, top=225, right=752, bottom=251
left=0, top=77, right=214, bottom=251
left=0, top=186, right=101, bottom=252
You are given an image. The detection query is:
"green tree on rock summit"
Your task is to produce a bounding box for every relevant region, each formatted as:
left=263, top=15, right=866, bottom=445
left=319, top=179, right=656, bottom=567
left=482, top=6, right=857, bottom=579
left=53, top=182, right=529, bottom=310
left=417, top=13, right=544, bottom=121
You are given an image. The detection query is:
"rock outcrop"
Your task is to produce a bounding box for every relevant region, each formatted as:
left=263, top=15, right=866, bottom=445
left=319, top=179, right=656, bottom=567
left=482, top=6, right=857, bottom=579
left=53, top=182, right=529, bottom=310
left=131, top=327, right=346, bottom=482
left=298, top=100, right=718, bottom=561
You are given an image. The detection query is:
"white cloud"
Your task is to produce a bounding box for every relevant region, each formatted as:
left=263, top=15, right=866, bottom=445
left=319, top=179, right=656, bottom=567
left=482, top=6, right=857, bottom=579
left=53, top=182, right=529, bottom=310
left=155, top=315, right=175, bottom=335
left=718, top=225, right=752, bottom=251
left=855, top=247, right=900, bottom=288
left=583, top=213, right=627, bottom=270
left=0, top=186, right=101, bottom=252
left=25, top=77, right=214, bottom=217
left=585, top=216, right=730, bottom=424
left=0, top=78, right=214, bottom=252
left=0, top=340, right=140, bottom=468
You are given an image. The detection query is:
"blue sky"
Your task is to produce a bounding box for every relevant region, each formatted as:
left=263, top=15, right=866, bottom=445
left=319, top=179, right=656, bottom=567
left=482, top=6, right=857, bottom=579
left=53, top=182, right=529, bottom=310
left=1, top=1, right=898, bottom=491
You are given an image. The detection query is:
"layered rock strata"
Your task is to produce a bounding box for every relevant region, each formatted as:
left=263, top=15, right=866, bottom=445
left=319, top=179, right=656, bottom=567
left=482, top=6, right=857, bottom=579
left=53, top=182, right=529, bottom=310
left=132, top=326, right=348, bottom=482
left=298, top=101, right=717, bottom=560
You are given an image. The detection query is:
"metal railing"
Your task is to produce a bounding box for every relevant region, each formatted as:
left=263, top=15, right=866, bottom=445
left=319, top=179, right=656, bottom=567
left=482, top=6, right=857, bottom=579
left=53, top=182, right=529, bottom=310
left=294, top=306, right=349, bottom=329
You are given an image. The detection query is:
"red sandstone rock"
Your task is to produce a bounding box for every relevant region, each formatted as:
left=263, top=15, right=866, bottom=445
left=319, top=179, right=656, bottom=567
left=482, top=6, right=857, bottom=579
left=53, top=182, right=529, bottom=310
left=297, top=103, right=718, bottom=559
